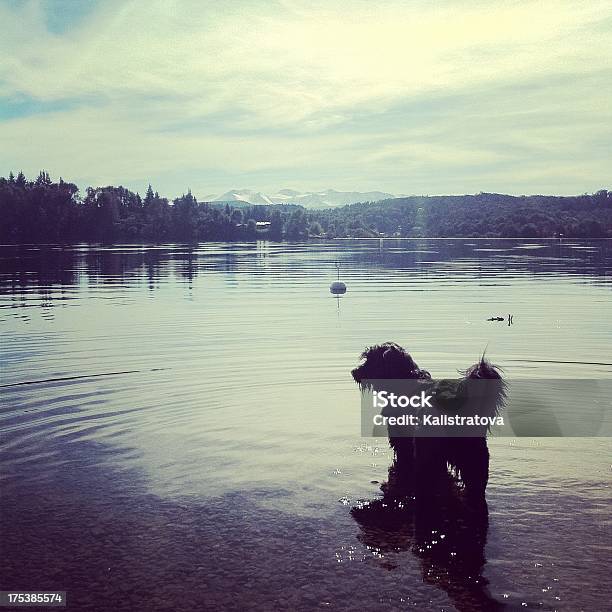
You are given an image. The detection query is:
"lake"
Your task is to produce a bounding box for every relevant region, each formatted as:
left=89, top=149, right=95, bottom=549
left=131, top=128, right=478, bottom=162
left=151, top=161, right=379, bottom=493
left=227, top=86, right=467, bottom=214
left=1, top=239, right=610, bottom=611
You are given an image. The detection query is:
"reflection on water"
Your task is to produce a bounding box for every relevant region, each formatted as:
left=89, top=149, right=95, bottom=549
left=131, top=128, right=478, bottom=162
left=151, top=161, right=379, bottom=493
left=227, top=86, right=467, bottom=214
left=1, top=239, right=611, bottom=611
left=352, top=463, right=499, bottom=612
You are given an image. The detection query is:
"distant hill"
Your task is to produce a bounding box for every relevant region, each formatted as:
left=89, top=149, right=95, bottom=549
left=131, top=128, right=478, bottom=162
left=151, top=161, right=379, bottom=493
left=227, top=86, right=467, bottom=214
left=312, top=192, right=612, bottom=238
left=0, top=171, right=609, bottom=242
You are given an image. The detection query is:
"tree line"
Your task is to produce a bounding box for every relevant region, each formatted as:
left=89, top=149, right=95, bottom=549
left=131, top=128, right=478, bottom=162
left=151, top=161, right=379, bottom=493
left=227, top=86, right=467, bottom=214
left=1, top=171, right=610, bottom=243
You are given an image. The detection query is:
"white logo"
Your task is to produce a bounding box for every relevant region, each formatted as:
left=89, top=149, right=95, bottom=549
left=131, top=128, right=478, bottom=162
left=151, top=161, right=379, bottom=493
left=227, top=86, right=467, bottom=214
left=373, top=390, right=433, bottom=409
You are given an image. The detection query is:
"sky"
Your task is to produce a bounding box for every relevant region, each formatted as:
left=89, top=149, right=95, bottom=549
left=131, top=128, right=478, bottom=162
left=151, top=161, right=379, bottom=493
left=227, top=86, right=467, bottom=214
left=1, top=0, right=611, bottom=199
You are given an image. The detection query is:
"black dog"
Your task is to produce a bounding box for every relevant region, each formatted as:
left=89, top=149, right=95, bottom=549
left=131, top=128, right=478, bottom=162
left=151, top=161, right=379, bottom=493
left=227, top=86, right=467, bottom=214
left=352, top=342, right=505, bottom=500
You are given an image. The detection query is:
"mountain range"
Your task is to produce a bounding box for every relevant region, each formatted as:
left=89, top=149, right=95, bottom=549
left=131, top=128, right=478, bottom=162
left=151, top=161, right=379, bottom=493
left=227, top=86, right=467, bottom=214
left=203, top=188, right=395, bottom=208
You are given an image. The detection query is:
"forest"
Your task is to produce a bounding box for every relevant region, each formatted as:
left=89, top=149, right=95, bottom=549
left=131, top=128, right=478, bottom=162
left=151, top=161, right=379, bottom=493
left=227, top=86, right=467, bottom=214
left=1, top=171, right=610, bottom=243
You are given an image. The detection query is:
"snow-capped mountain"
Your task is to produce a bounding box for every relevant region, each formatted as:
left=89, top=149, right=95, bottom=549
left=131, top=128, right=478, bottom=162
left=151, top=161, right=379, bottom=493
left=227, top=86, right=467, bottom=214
left=213, top=189, right=275, bottom=206
left=209, top=188, right=395, bottom=208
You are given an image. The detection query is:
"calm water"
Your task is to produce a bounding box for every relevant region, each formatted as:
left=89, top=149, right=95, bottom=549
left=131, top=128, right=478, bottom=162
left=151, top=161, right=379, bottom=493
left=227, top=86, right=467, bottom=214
left=1, top=239, right=611, bottom=611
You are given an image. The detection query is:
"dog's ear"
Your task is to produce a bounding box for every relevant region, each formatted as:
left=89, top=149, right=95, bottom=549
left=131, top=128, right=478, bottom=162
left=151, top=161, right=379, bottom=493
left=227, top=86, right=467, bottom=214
left=384, top=346, right=417, bottom=372
left=382, top=347, right=403, bottom=373
left=382, top=347, right=400, bottom=363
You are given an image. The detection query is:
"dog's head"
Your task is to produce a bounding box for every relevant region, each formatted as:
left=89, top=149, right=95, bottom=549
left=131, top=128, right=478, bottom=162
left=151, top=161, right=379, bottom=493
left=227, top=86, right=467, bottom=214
left=351, top=342, right=431, bottom=388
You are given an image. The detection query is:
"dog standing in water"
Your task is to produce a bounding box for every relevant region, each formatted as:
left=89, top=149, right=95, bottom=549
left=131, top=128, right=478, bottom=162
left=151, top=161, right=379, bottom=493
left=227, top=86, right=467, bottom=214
left=351, top=342, right=505, bottom=500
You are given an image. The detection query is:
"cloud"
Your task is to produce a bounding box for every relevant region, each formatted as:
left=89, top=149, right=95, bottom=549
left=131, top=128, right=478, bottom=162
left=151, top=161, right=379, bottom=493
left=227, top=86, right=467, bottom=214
left=0, top=0, right=610, bottom=196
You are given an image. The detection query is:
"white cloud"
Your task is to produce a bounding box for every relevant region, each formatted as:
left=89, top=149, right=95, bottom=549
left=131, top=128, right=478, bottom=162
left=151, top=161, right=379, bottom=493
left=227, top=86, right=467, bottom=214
left=0, top=0, right=610, bottom=195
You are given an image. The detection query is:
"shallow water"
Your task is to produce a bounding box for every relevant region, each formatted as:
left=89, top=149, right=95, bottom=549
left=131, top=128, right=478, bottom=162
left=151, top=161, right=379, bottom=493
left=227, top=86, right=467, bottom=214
left=1, top=239, right=611, bottom=611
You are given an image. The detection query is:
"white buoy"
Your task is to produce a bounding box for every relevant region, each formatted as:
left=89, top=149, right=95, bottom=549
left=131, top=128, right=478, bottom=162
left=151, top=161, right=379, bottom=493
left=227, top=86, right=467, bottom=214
left=330, top=262, right=347, bottom=294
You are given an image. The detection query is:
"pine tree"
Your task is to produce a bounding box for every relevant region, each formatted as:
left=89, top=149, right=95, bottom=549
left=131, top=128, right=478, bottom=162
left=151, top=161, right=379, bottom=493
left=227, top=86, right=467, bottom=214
left=144, top=184, right=154, bottom=208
